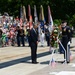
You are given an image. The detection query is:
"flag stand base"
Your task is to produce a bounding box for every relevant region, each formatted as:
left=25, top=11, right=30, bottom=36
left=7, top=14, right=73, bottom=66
left=63, top=59, right=67, bottom=64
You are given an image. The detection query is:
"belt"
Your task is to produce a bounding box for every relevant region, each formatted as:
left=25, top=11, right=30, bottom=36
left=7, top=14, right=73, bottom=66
left=62, top=35, right=67, bottom=37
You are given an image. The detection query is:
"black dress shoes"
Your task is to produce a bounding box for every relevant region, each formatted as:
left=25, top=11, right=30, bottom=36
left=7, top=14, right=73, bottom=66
left=32, top=61, right=39, bottom=64
left=67, top=61, right=70, bottom=63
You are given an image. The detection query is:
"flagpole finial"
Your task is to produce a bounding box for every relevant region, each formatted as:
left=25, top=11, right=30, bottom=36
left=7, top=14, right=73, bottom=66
left=41, top=5, right=42, bottom=7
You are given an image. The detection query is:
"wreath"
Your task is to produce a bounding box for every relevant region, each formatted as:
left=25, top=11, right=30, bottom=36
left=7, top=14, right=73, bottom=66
left=50, top=27, right=58, bottom=48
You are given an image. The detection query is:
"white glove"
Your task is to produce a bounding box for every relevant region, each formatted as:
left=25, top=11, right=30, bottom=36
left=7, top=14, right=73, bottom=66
left=68, top=41, right=70, bottom=45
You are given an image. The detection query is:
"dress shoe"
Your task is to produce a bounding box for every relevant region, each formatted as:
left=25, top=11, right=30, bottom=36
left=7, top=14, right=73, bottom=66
left=67, top=61, right=70, bottom=63
left=32, top=62, right=39, bottom=64
left=63, top=60, right=70, bottom=63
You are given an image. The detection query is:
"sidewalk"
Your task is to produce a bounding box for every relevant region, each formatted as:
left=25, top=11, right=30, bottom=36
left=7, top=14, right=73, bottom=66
left=0, top=38, right=75, bottom=75
left=28, top=38, right=75, bottom=75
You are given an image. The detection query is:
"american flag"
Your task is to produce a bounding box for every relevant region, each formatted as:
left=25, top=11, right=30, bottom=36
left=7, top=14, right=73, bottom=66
left=70, top=53, right=72, bottom=61
left=50, top=57, right=56, bottom=68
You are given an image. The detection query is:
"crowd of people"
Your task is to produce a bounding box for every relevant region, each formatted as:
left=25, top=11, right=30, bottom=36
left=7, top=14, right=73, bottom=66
left=0, top=14, right=52, bottom=47
left=0, top=15, right=26, bottom=47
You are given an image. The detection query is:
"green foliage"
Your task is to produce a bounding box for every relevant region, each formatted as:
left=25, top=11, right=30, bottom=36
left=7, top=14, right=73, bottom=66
left=54, top=19, right=62, bottom=26
left=69, top=14, right=75, bottom=28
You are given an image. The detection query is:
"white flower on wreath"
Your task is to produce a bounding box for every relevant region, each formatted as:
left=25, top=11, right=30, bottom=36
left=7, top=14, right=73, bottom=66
left=54, top=29, right=58, bottom=32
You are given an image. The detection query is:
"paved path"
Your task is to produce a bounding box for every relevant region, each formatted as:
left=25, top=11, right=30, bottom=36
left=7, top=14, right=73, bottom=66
left=0, top=38, right=75, bottom=75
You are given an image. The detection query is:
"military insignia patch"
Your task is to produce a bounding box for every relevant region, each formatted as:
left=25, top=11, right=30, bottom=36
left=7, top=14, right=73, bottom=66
left=64, top=28, right=66, bottom=31
left=68, top=30, right=71, bottom=32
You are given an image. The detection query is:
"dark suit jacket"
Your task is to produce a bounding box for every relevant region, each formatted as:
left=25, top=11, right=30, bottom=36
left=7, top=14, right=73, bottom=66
left=30, top=28, right=38, bottom=44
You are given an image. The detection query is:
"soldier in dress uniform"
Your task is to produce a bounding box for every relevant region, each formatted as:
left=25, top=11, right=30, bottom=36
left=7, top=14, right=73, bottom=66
left=61, top=21, right=72, bottom=63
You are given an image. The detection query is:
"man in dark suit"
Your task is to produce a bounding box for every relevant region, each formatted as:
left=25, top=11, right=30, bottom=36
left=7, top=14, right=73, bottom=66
left=30, top=24, right=38, bottom=64
left=20, top=26, right=25, bottom=47
left=16, top=26, right=21, bottom=47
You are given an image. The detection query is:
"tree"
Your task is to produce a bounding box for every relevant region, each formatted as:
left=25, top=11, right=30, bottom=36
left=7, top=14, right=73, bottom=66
left=0, top=0, right=75, bottom=25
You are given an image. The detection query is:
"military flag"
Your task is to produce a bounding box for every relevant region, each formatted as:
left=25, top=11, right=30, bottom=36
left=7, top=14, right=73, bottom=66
left=28, top=5, right=33, bottom=29
left=39, top=5, right=45, bottom=30
left=23, top=6, right=27, bottom=22
left=48, top=5, right=53, bottom=32
left=34, top=5, right=38, bottom=24
left=20, top=5, right=23, bottom=26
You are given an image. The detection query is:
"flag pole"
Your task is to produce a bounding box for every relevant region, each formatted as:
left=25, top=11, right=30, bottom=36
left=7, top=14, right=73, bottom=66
left=58, top=39, right=67, bottom=64
left=49, top=47, right=56, bottom=68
